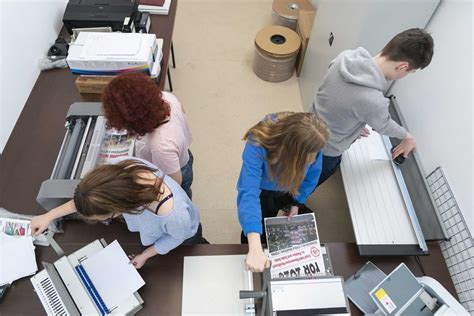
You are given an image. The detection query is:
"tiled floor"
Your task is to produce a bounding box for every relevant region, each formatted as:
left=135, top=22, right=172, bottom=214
left=171, top=0, right=353, bottom=243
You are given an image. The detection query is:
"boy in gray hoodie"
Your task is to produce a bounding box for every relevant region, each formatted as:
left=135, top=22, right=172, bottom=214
left=312, top=28, right=434, bottom=185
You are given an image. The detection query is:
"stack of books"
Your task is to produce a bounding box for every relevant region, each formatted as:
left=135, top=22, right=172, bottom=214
left=139, top=0, right=172, bottom=15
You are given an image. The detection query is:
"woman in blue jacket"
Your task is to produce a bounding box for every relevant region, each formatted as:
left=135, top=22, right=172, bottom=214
left=237, top=112, right=330, bottom=272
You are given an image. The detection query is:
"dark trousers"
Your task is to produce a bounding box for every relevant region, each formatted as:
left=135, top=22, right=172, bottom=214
left=180, top=150, right=194, bottom=200
left=240, top=190, right=313, bottom=245
left=181, top=223, right=209, bottom=245
left=316, top=155, right=342, bottom=187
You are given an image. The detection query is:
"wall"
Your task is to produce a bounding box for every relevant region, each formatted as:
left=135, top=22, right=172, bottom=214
left=388, top=0, right=473, bottom=234
left=0, top=0, right=68, bottom=154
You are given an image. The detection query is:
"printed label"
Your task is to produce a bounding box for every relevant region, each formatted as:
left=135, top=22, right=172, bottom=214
left=375, top=288, right=397, bottom=313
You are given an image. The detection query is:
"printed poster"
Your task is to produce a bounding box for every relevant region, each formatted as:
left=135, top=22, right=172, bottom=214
left=265, top=213, right=325, bottom=278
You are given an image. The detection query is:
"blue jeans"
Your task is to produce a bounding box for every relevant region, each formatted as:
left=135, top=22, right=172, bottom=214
left=317, top=155, right=342, bottom=187
left=181, top=150, right=194, bottom=200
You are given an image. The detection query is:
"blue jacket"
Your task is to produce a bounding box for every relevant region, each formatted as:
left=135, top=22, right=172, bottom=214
left=237, top=142, right=323, bottom=235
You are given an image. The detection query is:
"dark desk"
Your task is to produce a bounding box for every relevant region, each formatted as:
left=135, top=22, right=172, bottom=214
left=0, top=0, right=178, bottom=216
left=0, top=224, right=456, bottom=315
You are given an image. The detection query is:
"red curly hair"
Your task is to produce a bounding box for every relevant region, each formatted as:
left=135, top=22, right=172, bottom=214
left=102, top=73, right=170, bottom=136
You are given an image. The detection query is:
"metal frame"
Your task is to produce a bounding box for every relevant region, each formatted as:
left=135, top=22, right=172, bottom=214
left=381, top=135, right=428, bottom=253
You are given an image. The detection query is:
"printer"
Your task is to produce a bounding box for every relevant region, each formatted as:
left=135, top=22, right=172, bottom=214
left=63, top=0, right=138, bottom=35
left=37, top=103, right=105, bottom=211
left=345, top=262, right=469, bottom=315
left=31, top=235, right=143, bottom=315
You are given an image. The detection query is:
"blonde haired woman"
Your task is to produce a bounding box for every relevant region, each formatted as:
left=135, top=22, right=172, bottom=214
left=237, top=112, right=330, bottom=272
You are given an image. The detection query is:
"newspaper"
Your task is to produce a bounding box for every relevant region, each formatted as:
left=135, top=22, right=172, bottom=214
left=99, top=129, right=135, bottom=164
left=265, top=213, right=325, bottom=279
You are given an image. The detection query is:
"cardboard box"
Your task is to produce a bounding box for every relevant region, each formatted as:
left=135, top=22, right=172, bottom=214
left=296, top=9, right=316, bottom=76
left=67, top=32, right=162, bottom=78
left=75, top=76, right=115, bottom=94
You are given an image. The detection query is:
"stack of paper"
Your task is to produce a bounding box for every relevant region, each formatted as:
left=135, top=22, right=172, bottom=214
left=0, top=233, right=37, bottom=285
left=362, top=125, right=390, bottom=161
left=139, top=0, right=172, bottom=15
left=81, top=240, right=145, bottom=309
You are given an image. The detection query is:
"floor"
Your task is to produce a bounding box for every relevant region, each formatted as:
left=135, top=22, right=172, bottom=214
left=171, top=0, right=354, bottom=244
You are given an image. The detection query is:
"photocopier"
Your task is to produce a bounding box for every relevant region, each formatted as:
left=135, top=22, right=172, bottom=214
left=63, top=0, right=139, bottom=35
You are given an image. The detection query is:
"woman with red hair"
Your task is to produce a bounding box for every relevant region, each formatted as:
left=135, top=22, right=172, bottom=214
left=102, top=73, right=194, bottom=199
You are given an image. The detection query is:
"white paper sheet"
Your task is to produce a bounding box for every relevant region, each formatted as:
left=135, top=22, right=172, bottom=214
left=81, top=240, right=145, bottom=309
left=0, top=233, right=37, bottom=285
left=182, top=255, right=252, bottom=316
left=362, top=126, right=390, bottom=161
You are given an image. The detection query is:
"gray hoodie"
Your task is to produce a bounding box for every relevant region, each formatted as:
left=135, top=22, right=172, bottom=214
left=312, top=47, right=407, bottom=157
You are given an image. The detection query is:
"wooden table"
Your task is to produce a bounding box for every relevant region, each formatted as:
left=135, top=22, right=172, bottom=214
left=0, top=0, right=178, bottom=217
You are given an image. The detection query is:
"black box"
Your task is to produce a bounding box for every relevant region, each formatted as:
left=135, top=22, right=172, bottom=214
left=63, top=0, right=138, bottom=35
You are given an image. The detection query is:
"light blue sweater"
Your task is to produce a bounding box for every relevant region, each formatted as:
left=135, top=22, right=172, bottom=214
left=115, top=157, right=199, bottom=254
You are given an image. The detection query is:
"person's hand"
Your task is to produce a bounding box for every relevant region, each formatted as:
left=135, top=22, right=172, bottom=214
left=31, top=214, right=52, bottom=236
left=392, top=133, right=417, bottom=159
left=358, top=127, right=371, bottom=139
left=129, top=253, right=148, bottom=269
left=284, top=205, right=299, bottom=220
left=245, top=247, right=271, bottom=273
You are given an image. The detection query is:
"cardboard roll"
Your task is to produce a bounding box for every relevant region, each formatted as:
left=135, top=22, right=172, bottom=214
left=253, top=45, right=298, bottom=82
left=272, top=0, right=314, bottom=18
left=272, top=11, right=298, bottom=30
left=255, top=25, right=301, bottom=57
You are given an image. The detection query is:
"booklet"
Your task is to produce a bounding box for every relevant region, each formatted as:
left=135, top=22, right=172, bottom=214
left=265, top=213, right=325, bottom=279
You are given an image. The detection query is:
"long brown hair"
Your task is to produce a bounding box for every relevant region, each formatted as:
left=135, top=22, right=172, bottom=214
left=74, top=160, right=164, bottom=217
left=244, top=112, right=330, bottom=196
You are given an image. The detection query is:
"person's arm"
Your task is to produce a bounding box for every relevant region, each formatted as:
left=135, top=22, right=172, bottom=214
left=246, top=233, right=271, bottom=272
left=150, top=147, right=182, bottom=184
left=129, top=245, right=158, bottom=269
left=392, top=132, right=417, bottom=159
left=154, top=213, right=192, bottom=255
left=355, top=96, right=408, bottom=139
left=237, top=143, right=265, bottom=236
left=168, top=170, right=183, bottom=185
left=359, top=98, right=416, bottom=158
left=31, top=200, right=77, bottom=235
left=293, top=152, right=324, bottom=205
left=130, top=213, right=192, bottom=268
left=237, top=143, right=269, bottom=272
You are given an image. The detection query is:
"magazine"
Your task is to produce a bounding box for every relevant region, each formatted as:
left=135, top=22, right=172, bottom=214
left=98, top=129, right=135, bottom=164
left=265, top=213, right=325, bottom=279
left=0, top=218, right=31, bottom=236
